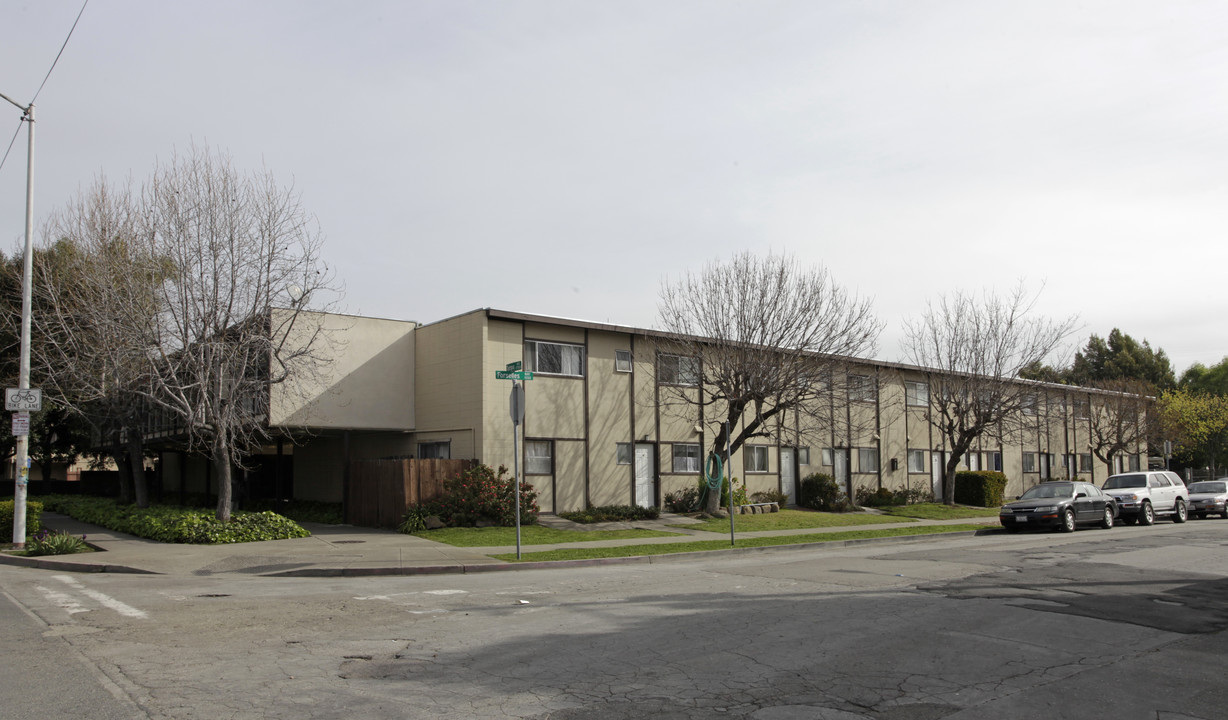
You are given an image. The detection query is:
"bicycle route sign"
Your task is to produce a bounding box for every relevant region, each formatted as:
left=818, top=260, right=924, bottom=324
left=5, top=388, right=40, bottom=412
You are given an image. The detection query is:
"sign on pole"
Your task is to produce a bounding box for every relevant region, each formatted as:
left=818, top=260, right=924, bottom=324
left=505, top=361, right=522, bottom=372
left=509, top=383, right=525, bottom=426
left=5, top=388, right=40, bottom=412
left=11, top=411, right=29, bottom=437
left=495, top=370, right=534, bottom=381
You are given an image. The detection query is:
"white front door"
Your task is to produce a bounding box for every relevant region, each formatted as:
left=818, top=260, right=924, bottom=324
left=834, top=450, right=849, bottom=497
left=634, top=444, right=655, bottom=508
left=780, top=448, right=796, bottom=505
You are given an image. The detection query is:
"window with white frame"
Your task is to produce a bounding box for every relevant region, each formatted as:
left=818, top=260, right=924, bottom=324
left=905, top=381, right=929, bottom=407
left=745, top=446, right=770, bottom=473
left=417, top=441, right=450, bottom=459
left=659, top=354, right=700, bottom=386
left=526, top=440, right=553, bottom=474
left=821, top=448, right=833, bottom=466
left=907, top=449, right=926, bottom=473
left=991, top=451, right=1002, bottom=472
left=1079, top=453, right=1093, bottom=472
left=858, top=447, right=879, bottom=473
left=798, top=447, right=810, bottom=465
left=966, top=452, right=981, bottom=471
left=849, top=374, right=877, bottom=403
left=1022, top=452, right=1037, bottom=473
left=525, top=341, right=585, bottom=377
left=615, top=350, right=632, bottom=373
left=616, top=443, right=633, bottom=465
left=672, top=443, right=700, bottom=473
left=1128, top=455, right=1140, bottom=472
left=1074, top=397, right=1089, bottom=419
left=1021, top=394, right=1038, bottom=416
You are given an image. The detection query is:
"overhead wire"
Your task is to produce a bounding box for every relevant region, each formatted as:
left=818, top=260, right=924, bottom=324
left=0, top=0, right=90, bottom=175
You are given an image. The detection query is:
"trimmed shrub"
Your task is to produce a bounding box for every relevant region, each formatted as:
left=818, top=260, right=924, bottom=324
left=799, top=473, right=851, bottom=512
left=246, top=499, right=343, bottom=525
left=30, top=495, right=309, bottom=544
left=422, top=464, right=539, bottom=527
left=750, top=490, right=790, bottom=505
left=1, top=499, right=43, bottom=540
left=663, top=487, right=699, bottom=513
left=954, top=471, right=1009, bottom=507
left=561, top=505, right=660, bottom=523
left=855, top=486, right=898, bottom=507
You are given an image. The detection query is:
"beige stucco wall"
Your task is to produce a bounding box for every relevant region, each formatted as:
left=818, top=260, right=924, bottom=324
left=269, top=310, right=416, bottom=431
left=415, top=310, right=486, bottom=462
left=587, top=330, right=635, bottom=507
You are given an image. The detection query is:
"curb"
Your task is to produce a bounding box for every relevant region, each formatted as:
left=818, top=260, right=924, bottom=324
left=0, top=553, right=158, bottom=574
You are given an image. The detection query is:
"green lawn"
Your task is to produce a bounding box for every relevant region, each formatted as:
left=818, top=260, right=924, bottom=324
left=412, top=525, right=682, bottom=547
left=679, top=508, right=914, bottom=533
left=491, top=524, right=990, bottom=562
left=875, top=503, right=1001, bottom=520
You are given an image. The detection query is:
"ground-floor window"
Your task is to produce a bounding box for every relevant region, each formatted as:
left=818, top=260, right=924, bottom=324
left=417, top=441, right=450, bottom=459
left=821, top=448, right=833, bottom=466
left=1022, top=452, right=1037, bottom=473
left=672, top=443, right=700, bottom=473
left=797, top=447, right=810, bottom=466
left=526, top=440, right=553, bottom=474
left=991, top=452, right=1002, bottom=472
left=1128, top=454, right=1140, bottom=472
left=745, top=445, right=770, bottom=473
left=616, top=443, right=633, bottom=465
left=858, top=447, right=879, bottom=473
left=1080, top=453, right=1093, bottom=473
left=907, top=449, right=926, bottom=473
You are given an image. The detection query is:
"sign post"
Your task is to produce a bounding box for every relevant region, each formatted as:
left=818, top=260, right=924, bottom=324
left=499, top=362, right=531, bottom=559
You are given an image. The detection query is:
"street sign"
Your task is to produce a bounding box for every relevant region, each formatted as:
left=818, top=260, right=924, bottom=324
left=505, top=361, right=522, bottom=372
left=509, top=382, right=525, bottom=425
left=11, top=411, right=29, bottom=436
left=5, top=388, right=40, bottom=412
left=495, top=370, right=534, bottom=380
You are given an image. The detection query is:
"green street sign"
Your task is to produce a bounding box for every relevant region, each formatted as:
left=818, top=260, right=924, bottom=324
left=495, top=370, right=534, bottom=380
left=505, top=361, right=522, bottom=372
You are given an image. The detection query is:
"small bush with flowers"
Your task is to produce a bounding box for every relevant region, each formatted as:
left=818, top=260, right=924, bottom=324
left=25, top=529, right=89, bottom=556
left=422, top=464, right=539, bottom=527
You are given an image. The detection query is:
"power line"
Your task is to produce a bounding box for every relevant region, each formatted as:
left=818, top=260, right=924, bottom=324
left=0, top=119, right=22, bottom=175
left=31, top=0, right=91, bottom=105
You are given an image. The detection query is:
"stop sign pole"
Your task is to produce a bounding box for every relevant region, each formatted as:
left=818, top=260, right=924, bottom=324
left=509, top=380, right=525, bottom=559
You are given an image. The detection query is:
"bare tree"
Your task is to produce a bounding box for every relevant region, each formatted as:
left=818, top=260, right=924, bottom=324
left=1086, top=378, right=1151, bottom=477
left=33, top=179, right=161, bottom=506
left=901, top=284, right=1077, bottom=505
left=657, top=252, right=881, bottom=514
left=135, top=146, right=340, bottom=522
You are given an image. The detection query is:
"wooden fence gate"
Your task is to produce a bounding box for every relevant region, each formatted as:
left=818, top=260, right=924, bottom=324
left=346, top=458, right=476, bottom=528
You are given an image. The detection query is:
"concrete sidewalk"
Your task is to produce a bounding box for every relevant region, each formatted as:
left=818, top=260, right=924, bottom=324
left=0, top=511, right=1000, bottom=577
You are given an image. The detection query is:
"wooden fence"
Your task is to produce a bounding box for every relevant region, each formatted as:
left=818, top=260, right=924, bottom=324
left=346, top=458, right=476, bottom=528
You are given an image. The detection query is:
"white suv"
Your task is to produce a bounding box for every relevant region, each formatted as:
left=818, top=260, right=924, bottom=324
left=1101, top=471, right=1189, bottom=526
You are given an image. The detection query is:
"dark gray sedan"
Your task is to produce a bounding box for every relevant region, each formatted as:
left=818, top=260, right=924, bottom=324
left=999, top=481, right=1117, bottom=533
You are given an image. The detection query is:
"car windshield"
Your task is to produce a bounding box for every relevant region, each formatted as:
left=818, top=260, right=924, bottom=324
left=1190, top=481, right=1227, bottom=494
left=1103, top=474, right=1147, bottom=490
left=1020, top=484, right=1073, bottom=499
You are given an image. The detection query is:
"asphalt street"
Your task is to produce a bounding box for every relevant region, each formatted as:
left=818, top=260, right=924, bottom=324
left=2, top=518, right=1226, bottom=719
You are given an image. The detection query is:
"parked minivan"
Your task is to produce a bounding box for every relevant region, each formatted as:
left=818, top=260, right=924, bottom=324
left=1101, top=471, right=1189, bottom=525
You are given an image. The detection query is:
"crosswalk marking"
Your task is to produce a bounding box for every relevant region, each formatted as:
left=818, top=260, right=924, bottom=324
left=51, top=575, right=149, bottom=619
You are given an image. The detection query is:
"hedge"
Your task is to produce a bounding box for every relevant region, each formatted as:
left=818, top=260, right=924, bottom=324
left=953, top=471, right=1008, bottom=507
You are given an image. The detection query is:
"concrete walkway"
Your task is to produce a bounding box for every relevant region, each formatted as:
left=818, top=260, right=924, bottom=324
left=0, top=511, right=1001, bottom=578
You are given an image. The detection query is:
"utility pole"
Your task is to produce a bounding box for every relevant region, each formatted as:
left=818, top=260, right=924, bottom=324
left=1, top=91, right=35, bottom=549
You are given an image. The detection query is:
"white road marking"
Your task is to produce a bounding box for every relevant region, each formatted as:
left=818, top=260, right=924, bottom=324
left=34, top=585, right=88, bottom=615
left=422, top=589, right=467, bottom=595
left=52, top=575, right=149, bottom=619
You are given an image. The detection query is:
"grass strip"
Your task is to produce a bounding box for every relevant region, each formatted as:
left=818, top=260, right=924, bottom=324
left=490, top=524, right=989, bottom=562
left=413, top=525, right=682, bottom=547
left=680, top=509, right=913, bottom=532
left=875, top=503, right=1001, bottom=520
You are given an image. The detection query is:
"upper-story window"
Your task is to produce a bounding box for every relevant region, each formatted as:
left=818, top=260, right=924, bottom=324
left=659, top=354, right=700, bottom=386
left=525, top=341, right=585, bottom=377
left=1073, top=397, right=1089, bottom=419
left=614, top=350, right=633, bottom=373
left=848, top=374, right=877, bottom=403
left=905, top=381, right=929, bottom=407
left=1021, top=394, right=1038, bottom=416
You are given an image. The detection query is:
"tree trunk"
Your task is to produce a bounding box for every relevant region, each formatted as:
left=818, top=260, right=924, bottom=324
left=127, top=432, right=148, bottom=508
left=213, top=435, right=233, bottom=522
left=943, top=457, right=961, bottom=506
left=112, top=434, right=133, bottom=506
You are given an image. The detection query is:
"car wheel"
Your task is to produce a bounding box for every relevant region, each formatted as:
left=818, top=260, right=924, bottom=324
left=1059, top=508, right=1077, bottom=533
left=1139, top=501, right=1155, bottom=526
left=1100, top=505, right=1114, bottom=529
left=1174, top=499, right=1188, bottom=523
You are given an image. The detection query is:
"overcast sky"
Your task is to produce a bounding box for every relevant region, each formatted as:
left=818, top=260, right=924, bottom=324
left=2, top=1, right=1226, bottom=374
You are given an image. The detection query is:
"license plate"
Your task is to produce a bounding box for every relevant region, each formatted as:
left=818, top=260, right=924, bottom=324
left=1015, top=516, right=1027, bottom=523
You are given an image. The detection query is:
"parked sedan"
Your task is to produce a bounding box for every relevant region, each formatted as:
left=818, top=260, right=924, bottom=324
left=999, top=481, right=1117, bottom=533
left=1188, top=479, right=1228, bottom=519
